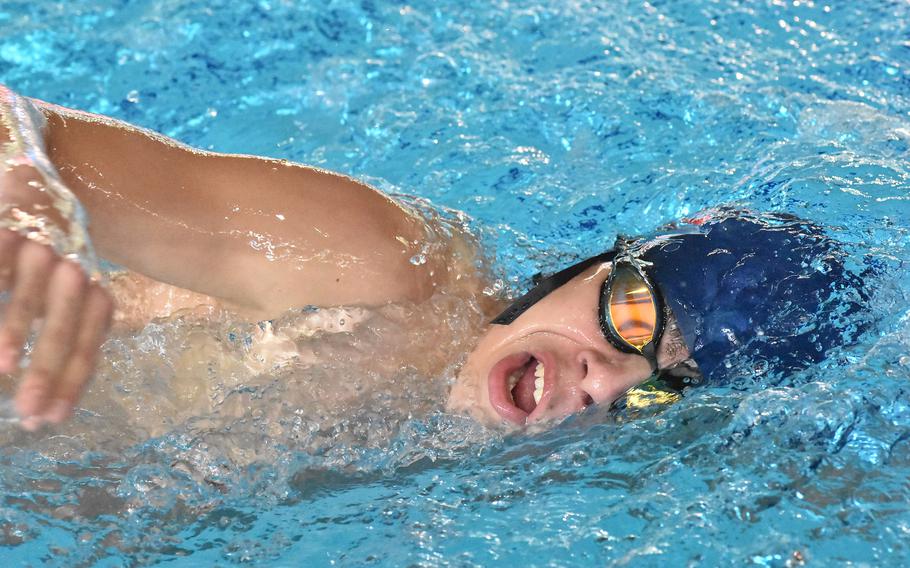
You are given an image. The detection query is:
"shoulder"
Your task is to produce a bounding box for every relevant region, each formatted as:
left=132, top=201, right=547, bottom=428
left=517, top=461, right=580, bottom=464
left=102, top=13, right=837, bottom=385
left=375, top=193, right=491, bottom=303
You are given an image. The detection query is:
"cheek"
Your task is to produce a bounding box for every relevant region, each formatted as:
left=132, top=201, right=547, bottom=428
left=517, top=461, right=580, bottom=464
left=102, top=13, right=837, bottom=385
left=447, top=335, right=502, bottom=423
left=448, top=343, right=485, bottom=412
left=447, top=367, right=493, bottom=424
left=546, top=306, right=606, bottom=348
left=447, top=383, right=472, bottom=418
left=448, top=366, right=475, bottom=405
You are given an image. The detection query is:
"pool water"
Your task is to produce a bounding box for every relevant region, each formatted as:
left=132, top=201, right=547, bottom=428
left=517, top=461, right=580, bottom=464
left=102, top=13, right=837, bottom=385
left=2, top=0, right=910, bottom=565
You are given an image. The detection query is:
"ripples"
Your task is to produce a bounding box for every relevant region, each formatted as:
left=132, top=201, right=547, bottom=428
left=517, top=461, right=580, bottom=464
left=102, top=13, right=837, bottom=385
left=2, top=0, right=910, bottom=564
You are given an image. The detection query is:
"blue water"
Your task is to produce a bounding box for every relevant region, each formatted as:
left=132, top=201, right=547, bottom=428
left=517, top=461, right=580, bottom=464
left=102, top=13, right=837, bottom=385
left=2, top=0, right=910, bottom=565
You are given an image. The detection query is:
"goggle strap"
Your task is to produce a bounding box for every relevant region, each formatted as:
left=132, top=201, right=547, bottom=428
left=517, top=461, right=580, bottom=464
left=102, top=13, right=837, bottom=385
left=640, top=341, right=658, bottom=371
left=490, top=248, right=619, bottom=325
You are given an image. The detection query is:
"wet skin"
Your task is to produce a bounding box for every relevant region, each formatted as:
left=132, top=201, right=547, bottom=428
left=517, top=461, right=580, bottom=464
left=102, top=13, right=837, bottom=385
left=448, top=261, right=689, bottom=428
left=1, top=86, right=687, bottom=432
left=0, top=87, right=439, bottom=429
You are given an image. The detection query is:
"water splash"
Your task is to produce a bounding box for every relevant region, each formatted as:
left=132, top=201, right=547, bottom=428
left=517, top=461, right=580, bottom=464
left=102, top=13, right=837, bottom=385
left=0, top=0, right=908, bottom=565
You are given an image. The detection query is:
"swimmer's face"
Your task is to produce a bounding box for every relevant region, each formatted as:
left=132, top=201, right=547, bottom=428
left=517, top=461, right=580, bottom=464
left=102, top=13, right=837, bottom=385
left=449, top=262, right=653, bottom=428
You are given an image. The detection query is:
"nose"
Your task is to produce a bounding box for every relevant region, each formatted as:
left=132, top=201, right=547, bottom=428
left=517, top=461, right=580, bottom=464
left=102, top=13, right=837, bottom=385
left=577, top=349, right=651, bottom=405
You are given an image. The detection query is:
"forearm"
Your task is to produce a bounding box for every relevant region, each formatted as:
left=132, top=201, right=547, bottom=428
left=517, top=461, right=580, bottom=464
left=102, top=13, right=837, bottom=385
left=35, top=100, right=436, bottom=317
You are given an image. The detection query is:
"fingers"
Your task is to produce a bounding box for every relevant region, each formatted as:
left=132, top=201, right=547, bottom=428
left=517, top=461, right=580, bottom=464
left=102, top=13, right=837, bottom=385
left=0, top=230, right=21, bottom=291
left=0, top=240, right=54, bottom=372
left=16, top=260, right=87, bottom=422
left=0, top=235, right=114, bottom=430
left=44, top=285, right=113, bottom=424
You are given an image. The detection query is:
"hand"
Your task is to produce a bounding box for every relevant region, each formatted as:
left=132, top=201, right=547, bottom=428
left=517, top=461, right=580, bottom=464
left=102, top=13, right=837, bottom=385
left=0, top=164, right=114, bottom=430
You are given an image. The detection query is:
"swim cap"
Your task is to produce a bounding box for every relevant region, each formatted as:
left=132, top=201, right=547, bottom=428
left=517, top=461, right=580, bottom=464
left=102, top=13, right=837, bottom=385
left=639, top=208, right=868, bottom=384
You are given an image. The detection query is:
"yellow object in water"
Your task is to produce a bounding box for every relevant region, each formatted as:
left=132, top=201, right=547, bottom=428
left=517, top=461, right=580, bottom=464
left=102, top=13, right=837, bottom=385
left=622, top=384, right=681, bottom=410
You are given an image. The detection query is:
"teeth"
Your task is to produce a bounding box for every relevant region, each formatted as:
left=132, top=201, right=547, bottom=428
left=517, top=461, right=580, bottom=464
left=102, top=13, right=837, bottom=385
left=508, top=370, right=521, bottom=391
left=533, top=362, right=545, bottom=404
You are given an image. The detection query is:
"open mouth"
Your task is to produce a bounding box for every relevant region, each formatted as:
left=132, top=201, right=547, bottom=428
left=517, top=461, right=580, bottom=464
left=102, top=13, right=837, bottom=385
left=488, top=352, right=551, bottom=425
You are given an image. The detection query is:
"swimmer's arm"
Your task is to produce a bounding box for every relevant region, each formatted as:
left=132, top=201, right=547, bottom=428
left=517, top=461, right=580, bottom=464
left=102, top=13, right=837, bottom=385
left=0, top=107, right=114, bottom=428
left=35, top=99, right=444, bottom=318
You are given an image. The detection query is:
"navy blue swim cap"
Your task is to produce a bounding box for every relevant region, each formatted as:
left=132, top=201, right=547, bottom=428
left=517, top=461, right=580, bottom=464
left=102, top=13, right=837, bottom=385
left=640, top=208, right=868, bottom=384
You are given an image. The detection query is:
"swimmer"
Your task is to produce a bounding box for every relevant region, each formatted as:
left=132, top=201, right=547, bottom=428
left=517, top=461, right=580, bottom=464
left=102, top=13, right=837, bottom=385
left=0, top=85, right=869, bottom=431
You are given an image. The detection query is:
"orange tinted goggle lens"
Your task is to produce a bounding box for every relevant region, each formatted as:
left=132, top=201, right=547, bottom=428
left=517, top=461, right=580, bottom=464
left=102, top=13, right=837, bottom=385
left=606, top=265, right=657, bottom=351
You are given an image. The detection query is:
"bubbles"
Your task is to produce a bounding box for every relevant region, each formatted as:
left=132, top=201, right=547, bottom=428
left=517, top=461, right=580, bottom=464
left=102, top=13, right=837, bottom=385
left=0, top=238, right=493, bottom=559
left=482, top=278, right=504, bottom=297
left=2, top=0, right=910, bottom=564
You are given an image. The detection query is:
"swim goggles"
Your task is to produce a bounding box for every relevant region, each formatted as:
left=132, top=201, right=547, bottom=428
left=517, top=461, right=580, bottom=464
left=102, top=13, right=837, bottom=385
left=491, top=238, right=667, bottom=371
